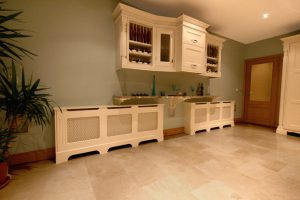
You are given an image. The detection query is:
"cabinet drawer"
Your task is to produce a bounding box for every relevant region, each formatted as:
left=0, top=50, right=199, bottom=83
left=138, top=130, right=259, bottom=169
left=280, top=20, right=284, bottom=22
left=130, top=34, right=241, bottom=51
left=183, top=44, right=205, bottom=63
left=182, top=62, right=203, bottom=72
left=182, top=45, right=205, bottom=72
left=183, top=27, right=205, bottom=47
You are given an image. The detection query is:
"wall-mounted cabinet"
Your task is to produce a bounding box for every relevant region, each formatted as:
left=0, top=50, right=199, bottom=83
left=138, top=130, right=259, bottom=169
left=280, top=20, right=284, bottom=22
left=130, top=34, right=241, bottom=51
left=114, top=16, right=155, bottom=71
left=205, top=34, right=226, bottom=78
left=112, top=3, right=209, bottom=73
left=128, top=22, right=153, bottom=67
left=176, top=26, right=206, bottom=73
left=113, top=3, right=226, bottom=77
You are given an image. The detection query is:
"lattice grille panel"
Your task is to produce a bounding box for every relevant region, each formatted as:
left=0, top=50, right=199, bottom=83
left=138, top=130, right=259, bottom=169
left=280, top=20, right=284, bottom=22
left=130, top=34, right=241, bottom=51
left=138, top=112, right=158, bottom=132
left=107, top=114, right=132, bottom=136
left=195, top=108, right=207, bottom=123
left=67, top=117, right=100, bottom=143
left=209, top=107, right=220, bottom=121
left=222, top=106, right=231, bottom=119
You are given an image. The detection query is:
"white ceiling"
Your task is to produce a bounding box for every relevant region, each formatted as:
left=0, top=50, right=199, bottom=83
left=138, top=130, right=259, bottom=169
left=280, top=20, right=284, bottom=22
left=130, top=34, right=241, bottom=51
left=123, top=0, right=300, bottom=44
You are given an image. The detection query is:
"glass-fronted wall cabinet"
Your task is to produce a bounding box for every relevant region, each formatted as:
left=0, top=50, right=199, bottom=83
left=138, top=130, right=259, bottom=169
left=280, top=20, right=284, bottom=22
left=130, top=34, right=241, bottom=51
left=113, top=3, right=221, bottom=76
left=156, top=28, right=175, bottom=71
left=205, top=34, right=226, bottom=77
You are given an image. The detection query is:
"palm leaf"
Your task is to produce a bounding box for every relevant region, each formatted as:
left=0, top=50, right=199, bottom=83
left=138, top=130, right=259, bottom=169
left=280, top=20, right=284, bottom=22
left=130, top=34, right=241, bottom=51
left=0, top=4, right=36, bottom=69
left=0, top=42, right=22, bottom=59
left=0, top=11, right=22, bottom=24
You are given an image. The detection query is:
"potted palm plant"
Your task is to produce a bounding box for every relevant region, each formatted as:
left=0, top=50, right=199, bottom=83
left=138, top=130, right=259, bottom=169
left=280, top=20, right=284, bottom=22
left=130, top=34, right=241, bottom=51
left=0, top=63, right=55, bottom=188
left=0, top=62, right=54, bottom=130
left=0, top=2, right=55, bottom=188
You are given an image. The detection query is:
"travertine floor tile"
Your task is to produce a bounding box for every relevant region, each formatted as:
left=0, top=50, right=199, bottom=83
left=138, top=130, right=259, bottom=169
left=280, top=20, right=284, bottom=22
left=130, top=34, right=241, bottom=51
left=192, top=180, right=243, bottom=200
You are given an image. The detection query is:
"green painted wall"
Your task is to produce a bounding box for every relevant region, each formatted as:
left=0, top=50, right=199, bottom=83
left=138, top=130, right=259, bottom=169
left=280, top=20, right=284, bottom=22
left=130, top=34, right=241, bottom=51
left=210, top=39, right=245, bottom=118
left=7, top=0, right=121, bottom=154
left=245, top=30, right=300, bottom=59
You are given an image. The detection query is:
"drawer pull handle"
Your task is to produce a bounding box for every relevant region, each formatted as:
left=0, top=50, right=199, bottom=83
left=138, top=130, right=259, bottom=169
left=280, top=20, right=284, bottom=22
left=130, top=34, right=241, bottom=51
left=192, top=39, right=198, bottom=43
left=191, top=64, right=197, bottom=68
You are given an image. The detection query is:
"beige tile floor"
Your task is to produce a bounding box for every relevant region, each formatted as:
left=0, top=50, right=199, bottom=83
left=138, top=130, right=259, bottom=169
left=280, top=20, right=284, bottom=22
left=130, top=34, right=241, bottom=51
left=1, top=124, right=300, bottom=200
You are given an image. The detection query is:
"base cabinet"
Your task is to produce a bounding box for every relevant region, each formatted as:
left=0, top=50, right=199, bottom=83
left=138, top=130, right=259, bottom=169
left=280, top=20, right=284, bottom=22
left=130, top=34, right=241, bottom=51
left=184, top=101, right=234, bottom=135
left=55, top=104, right=164, bottom=164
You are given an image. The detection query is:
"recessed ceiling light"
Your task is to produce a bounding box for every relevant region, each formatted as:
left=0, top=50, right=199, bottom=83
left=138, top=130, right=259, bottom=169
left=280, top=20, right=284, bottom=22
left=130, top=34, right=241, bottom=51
left=262, top=13, right=269, bottom=19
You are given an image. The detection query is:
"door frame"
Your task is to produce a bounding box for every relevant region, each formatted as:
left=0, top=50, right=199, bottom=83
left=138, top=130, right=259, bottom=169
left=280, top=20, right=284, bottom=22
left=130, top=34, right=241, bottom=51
left=243, top=54, right=283, bottom=127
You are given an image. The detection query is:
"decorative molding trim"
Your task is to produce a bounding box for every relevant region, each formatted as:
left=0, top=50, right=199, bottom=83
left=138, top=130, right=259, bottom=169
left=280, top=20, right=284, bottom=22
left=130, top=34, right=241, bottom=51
left=163, top=127, right=185, bottom=136
left=276, top=126, right=287, bottom=135
left=8, top=148, right=55, bottom=166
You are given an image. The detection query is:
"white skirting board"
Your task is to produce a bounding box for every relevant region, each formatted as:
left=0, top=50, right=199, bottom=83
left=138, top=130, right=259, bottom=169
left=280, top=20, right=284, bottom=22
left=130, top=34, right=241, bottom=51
left=54, top=104, right=164, bottom=164
left=184, top=101, right=235, bottom=135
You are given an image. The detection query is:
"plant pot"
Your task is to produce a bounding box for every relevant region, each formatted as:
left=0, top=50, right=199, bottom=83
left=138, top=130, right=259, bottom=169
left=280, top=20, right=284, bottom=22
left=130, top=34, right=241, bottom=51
left=9, top=115, right=29, bottom=133
left=0, top=162, right=10, bottom=188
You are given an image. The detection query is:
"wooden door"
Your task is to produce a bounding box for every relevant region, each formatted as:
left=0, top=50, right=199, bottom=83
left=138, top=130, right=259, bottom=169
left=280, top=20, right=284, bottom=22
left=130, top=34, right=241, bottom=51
left=244, top=55, right=282, bottom=127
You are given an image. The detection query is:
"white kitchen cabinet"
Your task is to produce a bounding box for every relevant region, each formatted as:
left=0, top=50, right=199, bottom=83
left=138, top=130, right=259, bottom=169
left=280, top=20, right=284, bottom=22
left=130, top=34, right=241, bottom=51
left=183, top=26, right=206, bottom=48
left=156, top=27, right=175, bottom=71
left=113, top=3, right=210, bottom=74
left=184, top=101, right=234, bottom=135
left=55, top=104, right=164, bottom=164
left=205, top=34, right=226, bottom=78
left=276, top=34, right=300, bottom=135
left=176, top=25, right=207, bottom=73
left=114, top=14, right=155, bottom=71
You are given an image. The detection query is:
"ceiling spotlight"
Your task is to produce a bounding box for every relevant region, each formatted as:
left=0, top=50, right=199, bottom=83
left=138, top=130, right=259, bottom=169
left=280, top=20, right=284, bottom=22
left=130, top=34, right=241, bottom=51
left=262, top=13, right=269, bottom=19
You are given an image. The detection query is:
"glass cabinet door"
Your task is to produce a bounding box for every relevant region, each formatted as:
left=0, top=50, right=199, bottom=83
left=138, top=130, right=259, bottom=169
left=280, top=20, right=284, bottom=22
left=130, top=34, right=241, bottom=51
left=156, top=28, right=174, bottom=69
left=160, top=34, right=171, bottom=62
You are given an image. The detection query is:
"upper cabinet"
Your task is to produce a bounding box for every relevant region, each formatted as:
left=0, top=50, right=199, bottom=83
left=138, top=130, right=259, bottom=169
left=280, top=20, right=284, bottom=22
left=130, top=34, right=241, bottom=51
left=205, top=34, right=226, bottom=78
left=128, top=22, right=154, bottom=70
left=176, top=21, right=207, bottom=73
left=156, top=27, right=175, bottom=72
left=114, top=16, right=155, bottom=71
left=112, top=3, right=224, bottom=77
